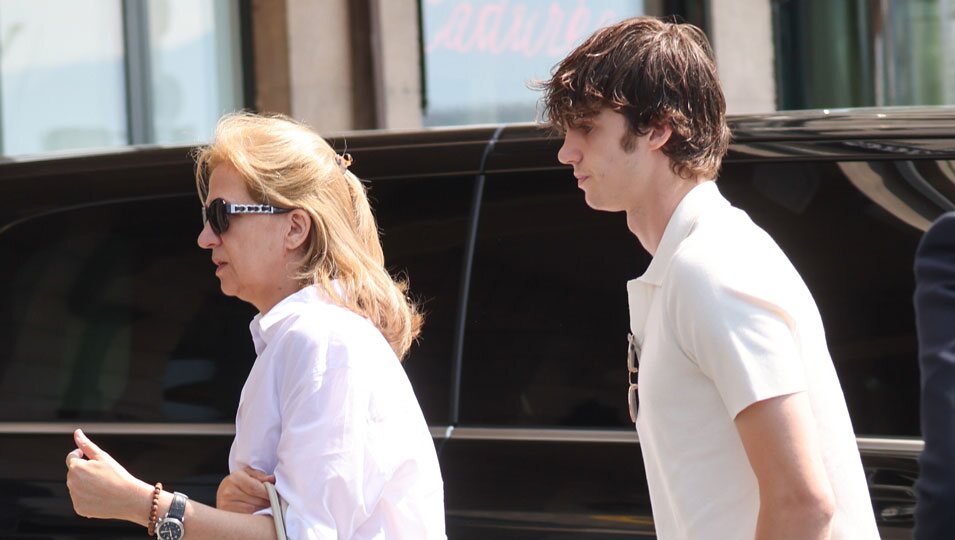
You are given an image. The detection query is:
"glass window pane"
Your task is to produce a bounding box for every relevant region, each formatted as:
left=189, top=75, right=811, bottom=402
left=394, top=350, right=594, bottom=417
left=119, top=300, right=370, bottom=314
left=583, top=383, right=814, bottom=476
left=0, top=171, right=469, bottom=426
left=461, top=170, right=648, bottom=427
left=0, top=196, right=257, bottom=422
left=0, top=0, right=127, bottom=155
left=884, top=0, right=955, bottom=105
left=718, top=160, right=922, bottom=437
left=421, top=0, right=645, bottom=126
left=773, top=1, right=955, bottom=108
left=370, top=174, right=475, bottom=425
left=147, top=0, right=244, bottom=144
left=460, top=160, right=924, bottom=436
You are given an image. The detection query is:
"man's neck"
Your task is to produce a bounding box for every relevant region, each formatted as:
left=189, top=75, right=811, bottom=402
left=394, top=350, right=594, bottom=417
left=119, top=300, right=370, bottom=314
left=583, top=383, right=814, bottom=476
left=626, top=175, right=705, bottom=256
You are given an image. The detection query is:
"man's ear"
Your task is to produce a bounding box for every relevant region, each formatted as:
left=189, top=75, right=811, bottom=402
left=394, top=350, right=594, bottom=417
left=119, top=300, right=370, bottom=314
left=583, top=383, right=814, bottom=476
left=285, top=209, right=311, bottom=252
left=647, top=123, right=673, bottom=151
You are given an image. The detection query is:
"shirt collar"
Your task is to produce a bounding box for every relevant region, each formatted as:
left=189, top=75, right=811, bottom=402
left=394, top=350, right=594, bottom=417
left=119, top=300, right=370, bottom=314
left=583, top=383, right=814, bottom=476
left=634, top=180, right=726, bottom=287
left=249, top=284, right=333, bottom=355
left=625, top=181, right=725, bottom=343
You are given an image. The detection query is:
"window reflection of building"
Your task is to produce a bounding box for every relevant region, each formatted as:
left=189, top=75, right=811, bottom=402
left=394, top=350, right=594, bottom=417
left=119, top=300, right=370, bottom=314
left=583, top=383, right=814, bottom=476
left=0, top=0, right=244, bottom=156
left=420, top=0, right=647, bottom=126
left=3, top=0, right=955, bottom=152
left=774, top=0, right=955, bottom=109
left=146, top=0, right=243, bottom=145
left=0, top=0, right=127, bottom=155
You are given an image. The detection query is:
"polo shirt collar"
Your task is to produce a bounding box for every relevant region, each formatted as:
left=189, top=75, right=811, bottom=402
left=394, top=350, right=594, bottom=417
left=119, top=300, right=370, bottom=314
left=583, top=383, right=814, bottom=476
left=626, top=181, right=725, bottom=344
left=635, top=180, right=726, bottom=287
left=250, top=284, right=332, bottom=355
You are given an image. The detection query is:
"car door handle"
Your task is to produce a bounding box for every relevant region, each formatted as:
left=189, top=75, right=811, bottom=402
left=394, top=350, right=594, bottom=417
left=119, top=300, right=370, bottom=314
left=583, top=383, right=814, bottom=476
left=880, top=504, right=915, bottom=522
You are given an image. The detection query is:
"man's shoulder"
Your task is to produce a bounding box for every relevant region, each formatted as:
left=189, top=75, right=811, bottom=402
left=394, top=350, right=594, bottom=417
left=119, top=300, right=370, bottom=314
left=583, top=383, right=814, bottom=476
left=915, top=212, right=955, bottom=299
left=664, top=207, right=809, bottom=317
left=916, top=212, right=955, bottom=276
left=671, top=208, right=791, bottom=283
left=920, top=212, right=955, bottom=251
left=931, top=210, right=955, bottom=227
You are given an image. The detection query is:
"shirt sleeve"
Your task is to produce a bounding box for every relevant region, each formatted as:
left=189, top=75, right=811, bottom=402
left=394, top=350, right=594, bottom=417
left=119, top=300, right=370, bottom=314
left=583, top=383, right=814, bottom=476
left=913, top=212, right=955, bottom=538
left=270, top=328, right=380, bottom=539
left=668, top=254, right=809, bottom=419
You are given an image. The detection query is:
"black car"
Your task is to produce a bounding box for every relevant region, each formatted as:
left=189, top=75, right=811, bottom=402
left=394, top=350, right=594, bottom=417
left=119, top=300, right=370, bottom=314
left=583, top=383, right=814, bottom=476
left=1, top=107, right=949, bottom=539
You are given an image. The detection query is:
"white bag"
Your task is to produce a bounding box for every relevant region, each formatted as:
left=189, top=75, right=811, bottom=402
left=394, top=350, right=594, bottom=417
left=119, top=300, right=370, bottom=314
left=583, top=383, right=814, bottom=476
left=264, top=481, right=289, bottom=540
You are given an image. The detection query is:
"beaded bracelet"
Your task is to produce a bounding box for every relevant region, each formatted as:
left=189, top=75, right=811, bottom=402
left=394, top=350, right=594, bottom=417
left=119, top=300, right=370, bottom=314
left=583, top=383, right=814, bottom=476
left=147, top=482, right=163, bottom=537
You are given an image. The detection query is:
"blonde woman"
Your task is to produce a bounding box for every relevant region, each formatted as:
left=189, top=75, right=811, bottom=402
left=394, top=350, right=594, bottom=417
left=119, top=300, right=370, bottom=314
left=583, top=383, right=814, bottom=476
left=65, top=113, right=446, bottom=539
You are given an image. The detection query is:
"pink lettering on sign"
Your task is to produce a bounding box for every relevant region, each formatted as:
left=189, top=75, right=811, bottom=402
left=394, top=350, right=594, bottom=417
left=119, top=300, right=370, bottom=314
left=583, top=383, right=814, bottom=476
left=426, top=2, right=472, bottom=53
left=502, top=5, right=534, bottom=55
left=471, top=1, right=505, bottom=52
left=565, top=5, right=592, bottom=48
left=426, top=1, right=623, bottom=58
left=536, top=4, right=564, bottom=56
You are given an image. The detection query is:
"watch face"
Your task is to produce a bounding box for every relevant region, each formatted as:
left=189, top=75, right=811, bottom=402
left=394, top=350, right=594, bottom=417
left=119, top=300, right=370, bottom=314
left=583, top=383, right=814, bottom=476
left=157, top=519, right=184, bottom=540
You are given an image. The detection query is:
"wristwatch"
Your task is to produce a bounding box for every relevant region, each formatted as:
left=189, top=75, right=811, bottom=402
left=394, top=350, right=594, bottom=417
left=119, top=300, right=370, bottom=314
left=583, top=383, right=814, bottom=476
left=156, top=491, right=188, bottom=540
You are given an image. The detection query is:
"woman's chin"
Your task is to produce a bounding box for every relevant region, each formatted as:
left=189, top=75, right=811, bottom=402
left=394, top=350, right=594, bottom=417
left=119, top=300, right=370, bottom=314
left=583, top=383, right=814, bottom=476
left=218, top=281, right=238, bottom=298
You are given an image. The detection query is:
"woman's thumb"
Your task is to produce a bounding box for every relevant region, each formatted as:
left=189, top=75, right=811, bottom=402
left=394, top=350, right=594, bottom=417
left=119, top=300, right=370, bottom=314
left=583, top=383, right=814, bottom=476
left=74, top=429, right=109, bottom=461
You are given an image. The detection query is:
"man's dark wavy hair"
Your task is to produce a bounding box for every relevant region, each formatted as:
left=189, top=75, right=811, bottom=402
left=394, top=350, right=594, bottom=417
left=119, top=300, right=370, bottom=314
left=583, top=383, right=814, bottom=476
left=538, top=16, right=731, bottom=180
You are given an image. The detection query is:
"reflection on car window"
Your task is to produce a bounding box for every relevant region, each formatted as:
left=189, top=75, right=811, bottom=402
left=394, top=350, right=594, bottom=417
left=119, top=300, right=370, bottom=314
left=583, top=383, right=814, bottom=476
left=723, top=161, right=922, bottom=436
left=461, top=169, right=649, bottom=427
left=369, top=174, right=474, bottom=425
left=0, top=196, right=256, bottom=422
left=0, top=176, right=472, bottom=426
left=460, top=160, right=923, bottom=436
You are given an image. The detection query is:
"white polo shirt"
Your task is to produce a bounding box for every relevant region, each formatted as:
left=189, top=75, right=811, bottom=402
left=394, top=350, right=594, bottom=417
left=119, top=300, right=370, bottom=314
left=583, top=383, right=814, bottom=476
left=229, top=285, right=446, bottom=539
left=628, top=181, right=878, bottom=539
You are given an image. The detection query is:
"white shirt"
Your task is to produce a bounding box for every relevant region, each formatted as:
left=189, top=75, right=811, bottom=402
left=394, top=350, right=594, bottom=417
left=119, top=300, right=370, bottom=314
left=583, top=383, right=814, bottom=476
left=229, top=285, right=446, bottom=540
left=628, top=181, right=878, bottom=540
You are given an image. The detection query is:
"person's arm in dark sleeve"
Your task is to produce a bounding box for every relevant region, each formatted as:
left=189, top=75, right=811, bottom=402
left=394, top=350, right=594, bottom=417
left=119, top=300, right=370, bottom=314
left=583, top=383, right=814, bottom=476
left=913, top=212, right=955, bottom=540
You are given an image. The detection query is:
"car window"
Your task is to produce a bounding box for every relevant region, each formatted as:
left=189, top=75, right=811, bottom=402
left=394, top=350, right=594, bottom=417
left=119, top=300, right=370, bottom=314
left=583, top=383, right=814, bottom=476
left=0, top=195, right=257, bottom=422
left=0, top=172, right=473, bottom=427
left=460, top=169, right=649, bottom=427
left=369, top=174, right=474, bottom=425
left=720, top=160, right=923, bottom=437
left=459, top=159, right=923, bottom=436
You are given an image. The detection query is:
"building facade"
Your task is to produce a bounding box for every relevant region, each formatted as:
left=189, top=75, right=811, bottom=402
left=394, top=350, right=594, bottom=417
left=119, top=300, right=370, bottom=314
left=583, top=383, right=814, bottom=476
left=1, top=0, right=953, bottom=156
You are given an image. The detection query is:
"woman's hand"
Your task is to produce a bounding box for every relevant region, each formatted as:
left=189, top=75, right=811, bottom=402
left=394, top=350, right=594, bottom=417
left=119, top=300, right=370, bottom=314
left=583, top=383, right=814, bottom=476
left=216, top=466, right=274, bottom=514
left=65, top=429, right=153, bottom=524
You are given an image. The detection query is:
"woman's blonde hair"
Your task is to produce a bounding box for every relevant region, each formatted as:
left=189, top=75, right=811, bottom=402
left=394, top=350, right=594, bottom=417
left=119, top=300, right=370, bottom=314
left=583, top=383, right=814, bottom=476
left=194, top=112, right=423, bottom=359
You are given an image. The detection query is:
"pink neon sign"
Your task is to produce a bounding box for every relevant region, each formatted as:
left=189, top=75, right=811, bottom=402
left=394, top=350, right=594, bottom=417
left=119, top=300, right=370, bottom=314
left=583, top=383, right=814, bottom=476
left=426, top=1, right=622, bottom=58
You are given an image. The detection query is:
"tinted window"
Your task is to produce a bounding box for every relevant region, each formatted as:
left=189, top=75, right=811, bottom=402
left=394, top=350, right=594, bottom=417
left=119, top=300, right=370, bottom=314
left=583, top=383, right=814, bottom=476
left=370, top=174, right=474, bottom=425
left=0, top=195, right=257, bottom=422
left=719, top=160, right=923, bottom=437
left=460, top=169, right=648, bottom=427
left=0, top=172, right=470, bottom=427
left=460, top=159, right=923, bottom=436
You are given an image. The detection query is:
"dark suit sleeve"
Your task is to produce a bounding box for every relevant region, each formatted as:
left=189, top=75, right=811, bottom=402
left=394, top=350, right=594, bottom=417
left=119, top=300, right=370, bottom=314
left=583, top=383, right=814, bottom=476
left=914, top=212, right=955, bottom=540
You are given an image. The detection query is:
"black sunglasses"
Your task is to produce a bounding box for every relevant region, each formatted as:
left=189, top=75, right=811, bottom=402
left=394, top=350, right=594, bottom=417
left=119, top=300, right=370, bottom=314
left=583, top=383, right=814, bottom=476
left=202, top=198, right=293, bottom=235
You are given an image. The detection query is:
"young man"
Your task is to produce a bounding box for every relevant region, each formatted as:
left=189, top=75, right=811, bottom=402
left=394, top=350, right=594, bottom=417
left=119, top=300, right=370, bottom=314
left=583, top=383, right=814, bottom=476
left=539, top=17, right=878, bottom=539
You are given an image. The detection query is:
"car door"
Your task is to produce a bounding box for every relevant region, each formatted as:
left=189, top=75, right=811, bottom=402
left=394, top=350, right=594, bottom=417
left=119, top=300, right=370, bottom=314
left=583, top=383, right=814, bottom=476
left=443, top=129, right=657, bottom=538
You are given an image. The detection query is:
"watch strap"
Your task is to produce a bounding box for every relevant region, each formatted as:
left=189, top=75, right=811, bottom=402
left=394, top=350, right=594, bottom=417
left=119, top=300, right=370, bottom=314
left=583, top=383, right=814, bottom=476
left=168, top=492, right=188, bottom=521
